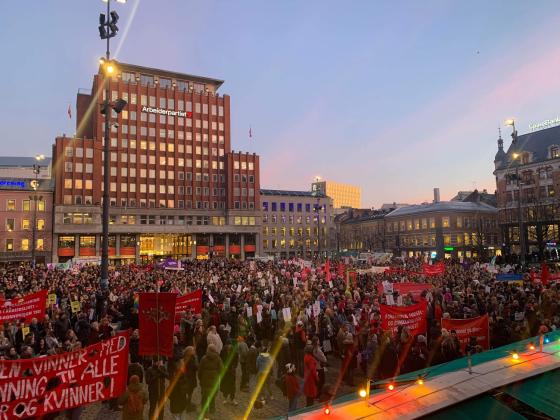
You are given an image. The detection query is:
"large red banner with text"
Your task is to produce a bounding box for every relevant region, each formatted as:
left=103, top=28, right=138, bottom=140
left=442, top=315, right=489, bottom=352
left=377, top=282, right=433, bottom=300
left=423, top=262, right=445, bottom=276
left=139, top=292, right=176, bottom=357
left=175, top=289, right=203, bottom=322
left=0, top=332, right=129, bottom=419
left=0, top=290, right=47, bottom=323
left=380, top=301, right=427, bottom=336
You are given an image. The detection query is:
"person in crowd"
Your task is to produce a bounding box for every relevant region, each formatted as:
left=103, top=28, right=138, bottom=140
left=146, top=359, right=169, bottom=420
left=118, top=375, right=148, bottom=420
left=303, top=343, right=319, bottom=407
left=198, top=343, right=223, bottom=416
left=220, top=338, right=239, bottom=405
left=284, top=363, right=300, bottom=413
left=256, top=340, right=274, bottom=405
left=183, top=346, right=198, bottom=412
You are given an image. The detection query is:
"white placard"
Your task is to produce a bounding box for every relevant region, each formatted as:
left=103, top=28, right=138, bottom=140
left=313, top=301, right=321, bottom=317
left=283, top=307, right=291, bottom=322
left=247, top=307, right=253, bottom=317
left=256, top=311, right=263, bottom=324
left=17, top=275, right=23, bottom=282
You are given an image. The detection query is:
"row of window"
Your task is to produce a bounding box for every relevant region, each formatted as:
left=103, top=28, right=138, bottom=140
left=263, top=214, right=326, bottom=224
left=398, top=233, right=498, bottom=247
left=109, top=92, right=224, bottom=116
left=263, top=239, right=327, bottom=250
left=4, top=218, right=45, bottom=231
left=263, top=226, right=327, bottom=237
left=262, top=202, right=326, bottom=213
left=504, top=186, right=555, bottom=202
left=115, top=76, right=208, bottom=95
left=4, top=239, right=44, bottom=252
left=2, top=199, right=46, bottom=212
left=386, top=216, right=497, bottom=232
left=58, top=234, right=136, bottom=249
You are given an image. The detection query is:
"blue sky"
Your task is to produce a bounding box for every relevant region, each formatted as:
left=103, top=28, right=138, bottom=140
left=2, top=1, right=560, bottom=207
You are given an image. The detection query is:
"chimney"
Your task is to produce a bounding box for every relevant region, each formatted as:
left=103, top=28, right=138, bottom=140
left=433, top=188, right=440, bottom=203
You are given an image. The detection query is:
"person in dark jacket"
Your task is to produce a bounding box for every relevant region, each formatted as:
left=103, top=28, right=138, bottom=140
left=183, top=346, right=198, bottom=412
left=198, top=344, right=223, bottom=416
left=220, top=340, right=239, bottom=405
left=169, top=359, right=188, bottom=420
left=146, top=359, right=169, bottom=420
left=118, top=375, right=148, bottom=420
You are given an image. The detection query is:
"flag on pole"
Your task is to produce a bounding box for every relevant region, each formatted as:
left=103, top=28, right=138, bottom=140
left=249, top=126, right=252, bottom=139
left=67, top=104, right=72, bottom=119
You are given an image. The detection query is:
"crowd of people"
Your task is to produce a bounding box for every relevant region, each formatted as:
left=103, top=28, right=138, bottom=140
left=1, top=256, right=558, bottom=419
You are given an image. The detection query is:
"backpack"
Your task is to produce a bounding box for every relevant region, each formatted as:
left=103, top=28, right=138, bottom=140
left=126, top=390, right=144, bottom=415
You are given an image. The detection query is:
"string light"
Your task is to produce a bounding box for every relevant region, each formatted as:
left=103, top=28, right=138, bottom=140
left=388, top=384, right=395, bottom=391
left=417, top=379, right=424, bottom=385
left=512, top=352, right=519, bottom=360
left=529, top=343, right=535, bottom=350
left=324, top=405, right=331, bottom=415
left=359, top=388, right=367, bottom=398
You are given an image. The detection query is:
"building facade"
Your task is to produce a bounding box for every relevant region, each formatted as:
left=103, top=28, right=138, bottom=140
left=52, top=61, right=261, bottom=263
left=384, top=191, right=500, bottom=259
left=260, top=189, right=335, bottom=258
left=336, top=208, right=391, bottom=252
left=0, top=158, right=53, bottom=264
left=311, top=180, right=361, bottom=209
left=494, top=125, right=560, bottom=260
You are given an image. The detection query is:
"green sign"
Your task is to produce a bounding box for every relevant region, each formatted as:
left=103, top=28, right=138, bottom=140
left=444, top=246, right=455, bottom=251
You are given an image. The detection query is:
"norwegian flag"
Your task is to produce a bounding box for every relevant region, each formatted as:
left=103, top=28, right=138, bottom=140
left=67, top=104, right=72, bottom=119
left=249, top=126, right=252, bottom=139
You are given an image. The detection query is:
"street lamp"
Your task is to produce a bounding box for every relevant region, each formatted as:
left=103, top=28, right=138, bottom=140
left=510, top=151, right=526, bottom=265
left=31, top=154, right=44, bottom=268
left=98, top=0, right=127, bottom=307
left=312, top=190, right=322, bottom=259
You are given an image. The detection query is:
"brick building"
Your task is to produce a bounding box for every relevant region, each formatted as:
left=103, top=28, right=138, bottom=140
left=336, top=208, right=392, bottom=252
left=494, top=125, right=560, bottom=260
left=52, top=61, right=261, bottom=263
left=0, top=157, right=53, bottom=264
left=260, top=189, right=334, bottom=258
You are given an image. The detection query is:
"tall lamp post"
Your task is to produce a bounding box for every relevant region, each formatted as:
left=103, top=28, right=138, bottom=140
left=98, top=0, right=127, bottom=296
left=312, top=191, right=322, bottom=260
left=506, top=118, right=525, bottom=264
left=31, top=154, right=44, bottom=267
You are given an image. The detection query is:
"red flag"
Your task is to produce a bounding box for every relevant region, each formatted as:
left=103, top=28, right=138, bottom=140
left=324, top=259, right=331, bottom=282
left=249, top=126, right=252, bottom=138
left=377, top=282, right=433, bottom=300
left=442, top=315, right=489, bottom=352
left=139, top=292, right=177, bottom=357
left=380, top=301, right=427, bottom=336
left=541, top=262, right=550, bottom=285
left=67, top=104, right=72, bottom=119
left=175, top=289, right=203, bottom=322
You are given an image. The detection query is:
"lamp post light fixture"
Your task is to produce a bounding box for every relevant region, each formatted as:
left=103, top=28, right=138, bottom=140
left=510, top=145, right=526, bottom=265
left=31, top=154, right=44, bottom=268
left=98, top=0, right=127, bottom=310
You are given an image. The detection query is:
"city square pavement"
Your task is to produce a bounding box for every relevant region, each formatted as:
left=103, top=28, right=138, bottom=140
left=60, top=353, right=361, bottom=419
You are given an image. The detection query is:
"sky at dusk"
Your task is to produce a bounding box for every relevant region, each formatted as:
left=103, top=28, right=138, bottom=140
left=2, top=1, right=560, bottom=208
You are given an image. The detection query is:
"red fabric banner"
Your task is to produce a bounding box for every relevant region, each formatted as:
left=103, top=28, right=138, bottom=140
left=0, top=290, right=47, bottom=323
left=442, top=315, right=489, bottom=352
left=423, top=262, right=445, bottom=276
left=380, top=301, right=427, bottom=336
left=0, top=332, right=129, bottom=418
left=175, top=289, right=203, bottom=321
left=139, top=292, right=177, bottom=357
left=377, top=282, right=433, bottom=300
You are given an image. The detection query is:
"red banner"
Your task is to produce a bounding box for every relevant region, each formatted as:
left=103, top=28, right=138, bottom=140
left=0, top=290, right=47, bottom=323
left=139, top=292, right=177, bottom=357
left=380, top=301, right=427, bottom=336
left=377, top=282, right=433, bottom=300
left=175, top=290, right=202, bottom=321
left=423, top=262, right=445, bottom=276
left=442, top=315, right=489, bottom=352
left=0, top=332, right=129, bottom=418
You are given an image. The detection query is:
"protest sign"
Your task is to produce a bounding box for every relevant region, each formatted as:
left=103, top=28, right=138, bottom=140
left=442, top=315, right=489, bottom=352
left=380, top=301, right=427, bottom=335
left=0, top=290, right=47, bottom=323
left=0, top=332, right=129, bottom=419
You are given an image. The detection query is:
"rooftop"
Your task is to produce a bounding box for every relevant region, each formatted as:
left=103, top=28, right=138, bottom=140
left=0, top=156, right=52, bottom=167
left=109, top=61, right=225, bottom=89
left=386, top=200, right=497, bottom=218
left=498, top=124, right=560, bottom=166
left=260, top=189, right=327, bottom=198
